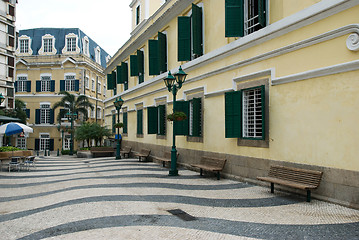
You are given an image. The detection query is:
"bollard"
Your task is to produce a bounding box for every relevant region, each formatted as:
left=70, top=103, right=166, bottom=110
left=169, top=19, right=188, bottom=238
left=44, top=150, right=47, bottom=156
left=37, top=150, right=39, bottom=156
left=57, top=149, right=59, bottom=156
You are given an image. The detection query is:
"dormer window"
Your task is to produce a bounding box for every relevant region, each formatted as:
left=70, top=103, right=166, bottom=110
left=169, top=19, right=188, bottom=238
left=44, top=39, right=52, bottom=53
left=39, top=34, right=56, bottom=55
left=20, top=39, right=29, bottom=53
left=95, top=46, right=101, bottom=64
left=82, top=36, right=90, bottom=56
left=16, top=35, right=33, bottom=55
left=62, top=33, right=80, bottom=54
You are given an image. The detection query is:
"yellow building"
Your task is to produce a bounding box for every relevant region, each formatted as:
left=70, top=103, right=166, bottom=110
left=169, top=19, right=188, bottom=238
left=15, top=28, right=110, bottom=153
left=105, top=0, right=359, bottom=208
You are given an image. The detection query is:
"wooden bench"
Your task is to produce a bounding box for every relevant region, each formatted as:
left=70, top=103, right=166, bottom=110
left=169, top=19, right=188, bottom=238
left=257, top=165, right=323, bottom=202
left=90, top=147, right=115, bottom=157
left=120, top=146, right=132, bottom=158
left=153, top=151, right=179, bottom=167
left=191, top=156, right=227, bottom=180
left=134, top=148, right=151, bottom=162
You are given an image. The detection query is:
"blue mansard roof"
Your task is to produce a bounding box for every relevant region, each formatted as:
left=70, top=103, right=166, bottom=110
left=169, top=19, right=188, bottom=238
left=18, top=28, right=110, bottom=68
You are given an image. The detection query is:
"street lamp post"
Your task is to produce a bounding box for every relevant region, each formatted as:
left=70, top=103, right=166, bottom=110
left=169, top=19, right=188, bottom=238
left=163, top=66, right=187, bottom=176
left=66, top=112, right=78, bottom=156
left=114, top=96, right=124, bottom=159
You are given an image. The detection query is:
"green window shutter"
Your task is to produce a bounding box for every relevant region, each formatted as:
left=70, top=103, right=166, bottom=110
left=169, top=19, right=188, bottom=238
left=158, top=32, right=167, bottom=73
left=158, top=105, right=166, bottom=135
left=117, top=66, right=123, bottom=84
left=130, top=55, right=138, bottom=77
left=137, top=109, right=143, bottom=135
left=225, top=91, right=242, bottom=138
left=112, top=71, right=117, bottom=89
left=260, top=84, right=266, bottom=140
left=124, top=81, right=128, bottom=91
left=123, top=112, right=128, bottom=134
left=192, top=4, right=203, bottom=56
left=137, top=50, right=145, bottom=83
left=147, top=107, right=158, bottom=134
left=107, top=74, right=114, bottom=89
left=225, top=0, right=244, bottom=37
left=121, top=62, right=128, bottom=84
left=177, top=16, right=191, bottom=61
left=75, top=80, right=79, bottom=91
left=258, top=0, right=266, bottom=27
left=174, top=101, right=189, bottom=135
left=112, top=114, right=116, bottom=134
left=191, top=98, right=202, bottom=137
left=148, top=40, right=159, bottom=75
left=60, top=80, right=65, bottom=91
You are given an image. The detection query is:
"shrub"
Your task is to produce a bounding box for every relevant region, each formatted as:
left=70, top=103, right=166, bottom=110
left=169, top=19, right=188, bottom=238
left=0, top=146, right=21, bottom=152
left=61, top=150, right=77, bottom=155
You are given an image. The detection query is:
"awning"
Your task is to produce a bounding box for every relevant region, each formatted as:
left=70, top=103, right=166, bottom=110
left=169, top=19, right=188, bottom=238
left=0, top=116, right=21, bottom=123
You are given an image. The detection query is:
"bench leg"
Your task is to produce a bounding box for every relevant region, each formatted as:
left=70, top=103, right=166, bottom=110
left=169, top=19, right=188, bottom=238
left=306, top=190, right=311, bottom=202
left=217, top=171, right=220, bottom=180
left=200, top=168, right=203, bottom=176
left=270, top=183, right=274, bottom=193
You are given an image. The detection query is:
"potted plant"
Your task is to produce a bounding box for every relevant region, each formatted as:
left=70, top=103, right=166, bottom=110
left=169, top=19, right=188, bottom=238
left=114, top=122, right=124, bottom=128
left=167, top=111, right=187, bottom=121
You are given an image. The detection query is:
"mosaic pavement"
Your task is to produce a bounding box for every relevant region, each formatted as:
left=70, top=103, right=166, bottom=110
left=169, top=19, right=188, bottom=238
left=0, top=156, right=358, bottom=240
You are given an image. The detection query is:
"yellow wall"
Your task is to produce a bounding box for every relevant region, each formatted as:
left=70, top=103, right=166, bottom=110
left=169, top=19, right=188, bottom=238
left=105, top=1, right=359, bottom=172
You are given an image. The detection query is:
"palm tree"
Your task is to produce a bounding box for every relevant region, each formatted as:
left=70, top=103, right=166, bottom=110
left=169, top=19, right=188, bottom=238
left=53, top=91, right=94, bottom=122
left=53, top=91, right=94, bottom=154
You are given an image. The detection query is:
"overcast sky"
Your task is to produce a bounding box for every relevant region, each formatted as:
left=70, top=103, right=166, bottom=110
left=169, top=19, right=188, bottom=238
left=16, top=0, right=132, bottom=56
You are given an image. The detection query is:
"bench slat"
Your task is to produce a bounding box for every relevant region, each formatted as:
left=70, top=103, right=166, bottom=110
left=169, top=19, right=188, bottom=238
left=190, top=156, right=226, bottom=180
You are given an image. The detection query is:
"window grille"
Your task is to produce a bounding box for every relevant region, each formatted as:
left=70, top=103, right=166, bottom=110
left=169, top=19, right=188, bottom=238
left=41, top=76, right=51, bottom=92
left=64, top=135, right=71, bottom=150
left=67, top=37, right=76, bottom=52
left=40, top=104, right=51, bottom=124
left=16, top=136, right=26, bottom=149
left=17, top=76, right=27, bottom=92
left=65, top=75, right=75, bottom=91
left=19, top=39, right=29, bottom=53
left=244, top=0, right=262, bottom=35
left=43, top=39, right=52, bottom=53
left=243, top=88, right=263, bottom=138
left=40, top=134, right=50, bottom=151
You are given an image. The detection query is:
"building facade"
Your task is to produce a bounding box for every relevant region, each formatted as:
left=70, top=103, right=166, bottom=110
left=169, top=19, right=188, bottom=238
left=15, top=28, right=110, bottom=152
left=105, top=0, right=359, bottom=208
left=0, top=0, right=17, bottom=109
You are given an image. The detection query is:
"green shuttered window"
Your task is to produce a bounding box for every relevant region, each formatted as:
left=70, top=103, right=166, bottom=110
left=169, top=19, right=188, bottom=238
left=190, top=98, right=202, bottom=137
left=117, top=66, right=123, bottom=84
left=123, top=112, right=128, bottom=134
left=137, top=109, right=143, bottom=135
left=147, top=105, right=166, bottom=135
left=225, top=0, right=244, bottom=37
left=148, top=40, right=159, bottom=75
left=130, top=55, right=138, bottom=77
left=107, top=74, right=114, bottom=90
left=225, top=85, right=265, bottom=140
left=137, top=50, right=145, bottom=83
left=177, top=16, right=191, bottom=61
left=174, top=101, right=189, bottom=136
left=192, top=4, right=203, bottom=57
left=158, top=32, right=167, bottom=73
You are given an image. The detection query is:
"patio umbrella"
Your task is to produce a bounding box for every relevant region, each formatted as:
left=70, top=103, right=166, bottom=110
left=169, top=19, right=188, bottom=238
left=0, top=122, right=33, bottom=136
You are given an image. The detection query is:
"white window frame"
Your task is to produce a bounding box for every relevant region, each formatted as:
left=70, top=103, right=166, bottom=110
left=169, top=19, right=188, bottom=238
left=40, top=133, right=50, bottom=151
left=97, top=107, right=101, bottom=119
left=64, top=74, right=76, bottom=91
left=85, top=75, right=89, bottom=89
left=16, top=35, right=33, bottom=55
left=82, top=36, right=90, bottom=57
left=95, top=46, right=101, bottom=65
left=63, top=134, right=71, bottom=150
left=17, top=75, right=27, bottom=92
left=62, top=33, right=80, bottom=54
left=103, top=85, right=106, bottom=97
left=97, top=81, right=101, bottom=94
left=20, top=39, right=29, bottom=53
left=39, top=34, right=57, bottom=55
left=40, top=75, right=52, bottom=92
left=16, top=136, right=26, bottom=149
left=91, top=78, right=95, bottom=91
left=242, top=87, right=263, bottom=139
left=40, top=103, right=51, bottom=124
left=244, top=0, right=266, bottom=36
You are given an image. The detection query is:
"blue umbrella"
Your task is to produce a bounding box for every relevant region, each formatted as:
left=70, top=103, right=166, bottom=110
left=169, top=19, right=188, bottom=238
left=0, top=122, right=33, bottom=136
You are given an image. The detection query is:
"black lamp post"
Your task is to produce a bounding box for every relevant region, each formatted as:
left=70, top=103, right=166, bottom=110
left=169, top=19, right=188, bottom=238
left=66, top=111, right=77, bottom=156
left=114, top=96, right=124, bottom=159
left=163, top=66, right=187, bottom=176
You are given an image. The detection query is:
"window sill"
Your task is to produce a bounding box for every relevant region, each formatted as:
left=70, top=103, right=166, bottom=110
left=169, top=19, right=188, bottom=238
left=237, top=138, right=269, bottom=148
left=136, top=134, right=144, bottom=138
left=187, top=136, right=203, bottom=143
left=156, top=135, right=166, bottom=140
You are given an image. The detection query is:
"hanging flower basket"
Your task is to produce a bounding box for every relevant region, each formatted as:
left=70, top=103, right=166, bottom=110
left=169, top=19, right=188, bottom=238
left=167, top=111, right=187, bottom=121
left=114, top=123, right=124, bottom=128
